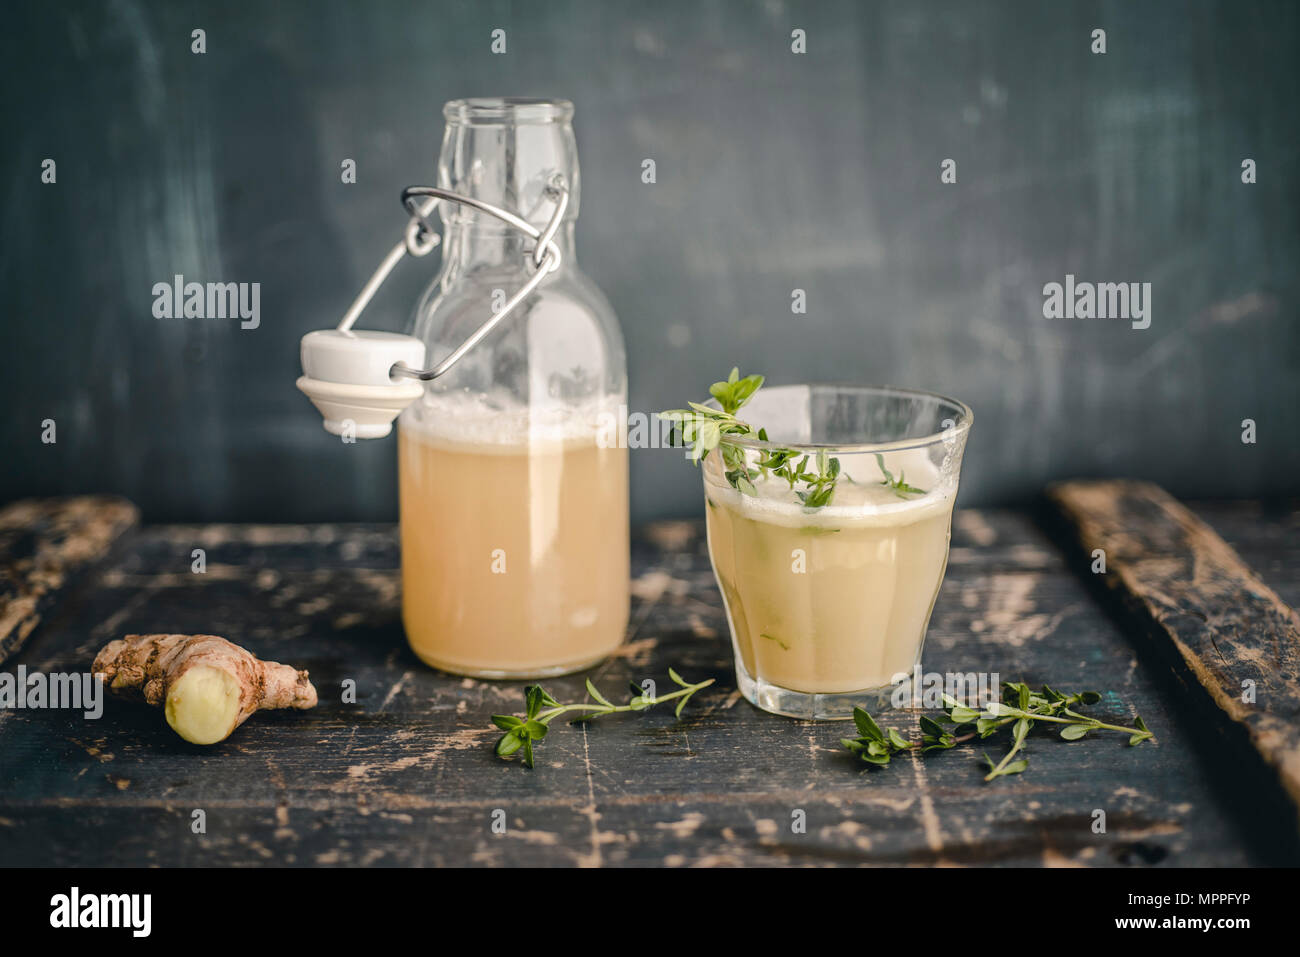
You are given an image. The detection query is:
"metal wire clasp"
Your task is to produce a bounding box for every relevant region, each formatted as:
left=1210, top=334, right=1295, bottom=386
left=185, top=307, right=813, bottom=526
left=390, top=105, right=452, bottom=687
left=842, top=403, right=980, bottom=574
left=335, top=176, right=569, bottom=382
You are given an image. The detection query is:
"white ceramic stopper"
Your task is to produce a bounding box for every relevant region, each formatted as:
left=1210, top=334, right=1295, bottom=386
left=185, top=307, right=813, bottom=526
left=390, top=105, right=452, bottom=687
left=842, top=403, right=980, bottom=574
left=297, top=330, right=427, bottom=438
left=301, top=329, right=425, bottom=386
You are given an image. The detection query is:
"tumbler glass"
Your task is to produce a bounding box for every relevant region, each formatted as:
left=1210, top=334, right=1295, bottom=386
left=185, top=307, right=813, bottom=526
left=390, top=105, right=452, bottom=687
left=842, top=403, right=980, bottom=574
left=701, top=384, right=972, bottom=719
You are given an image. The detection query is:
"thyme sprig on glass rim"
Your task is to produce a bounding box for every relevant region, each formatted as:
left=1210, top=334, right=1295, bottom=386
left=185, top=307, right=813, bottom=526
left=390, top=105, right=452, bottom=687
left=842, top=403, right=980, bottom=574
left=841, top=681, right=1154, bottom=781
left=491, top=670, right=715, bottom=768
left=659, top=368, right=926, bottom=508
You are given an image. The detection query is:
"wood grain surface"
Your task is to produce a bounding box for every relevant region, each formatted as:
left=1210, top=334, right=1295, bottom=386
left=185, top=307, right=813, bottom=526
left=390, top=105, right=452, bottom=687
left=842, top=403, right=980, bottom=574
left=1050, top=480, right=1300, bottom=816
left=1, top=504, right=1297, bottom=866
left=0, top=496, right=138, bottom=665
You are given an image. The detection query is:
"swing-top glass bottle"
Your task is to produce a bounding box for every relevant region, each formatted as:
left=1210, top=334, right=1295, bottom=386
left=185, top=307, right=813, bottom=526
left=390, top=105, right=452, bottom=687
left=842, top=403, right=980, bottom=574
left=397, top=98, right=629, bottom=678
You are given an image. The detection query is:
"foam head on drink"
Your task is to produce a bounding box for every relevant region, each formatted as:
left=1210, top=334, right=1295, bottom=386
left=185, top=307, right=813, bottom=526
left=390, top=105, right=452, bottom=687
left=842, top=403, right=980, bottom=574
left=704, top=449, right=953, bottom=695
left=399, top=396, right=629, bottom=678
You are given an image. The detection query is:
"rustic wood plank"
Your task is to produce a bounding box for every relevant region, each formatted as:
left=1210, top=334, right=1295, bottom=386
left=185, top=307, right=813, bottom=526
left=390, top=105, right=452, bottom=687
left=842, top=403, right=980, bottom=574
left=1190, top=500, right=1300, bottom=612
left=1049, top=480, right=1300, bottom=818
left=0, top=496, right=139, bottom=665
left=1, top=508, right=1293, bottom=866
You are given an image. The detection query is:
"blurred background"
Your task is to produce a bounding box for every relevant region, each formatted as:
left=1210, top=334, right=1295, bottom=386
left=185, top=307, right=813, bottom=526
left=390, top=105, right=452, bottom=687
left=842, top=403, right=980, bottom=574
left=3, top=0, right=1297, bottom=522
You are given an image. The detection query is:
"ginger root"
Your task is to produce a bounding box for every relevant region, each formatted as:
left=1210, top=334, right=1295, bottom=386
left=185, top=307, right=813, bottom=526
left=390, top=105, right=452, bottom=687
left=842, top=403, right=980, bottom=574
left=93, top=634, right=318, bottom=745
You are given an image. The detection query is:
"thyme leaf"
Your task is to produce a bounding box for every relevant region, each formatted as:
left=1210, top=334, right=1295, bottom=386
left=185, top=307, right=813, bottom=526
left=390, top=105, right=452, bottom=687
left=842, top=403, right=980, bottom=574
left=840, top=681, right=1154, bottom=781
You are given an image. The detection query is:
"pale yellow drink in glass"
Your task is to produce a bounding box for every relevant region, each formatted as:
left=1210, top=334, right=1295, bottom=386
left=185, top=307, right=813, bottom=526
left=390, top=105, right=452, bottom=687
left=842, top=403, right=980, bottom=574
left=398, top=410, right=629, bottom=678
left=704, top=452, right=953, bottom=695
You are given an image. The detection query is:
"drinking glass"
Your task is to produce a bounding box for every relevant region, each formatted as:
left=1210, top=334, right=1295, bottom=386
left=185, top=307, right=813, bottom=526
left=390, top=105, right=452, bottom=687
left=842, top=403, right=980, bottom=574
left=701, top=384, right=972, bottom=719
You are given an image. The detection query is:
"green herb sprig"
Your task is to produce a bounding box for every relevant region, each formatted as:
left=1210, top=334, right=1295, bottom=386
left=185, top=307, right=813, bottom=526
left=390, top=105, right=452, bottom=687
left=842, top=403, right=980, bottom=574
left=792, top=451, right=840, bottom=507
left=659, top=369, right=763, bottom=457
left=874, top=452, right=926, bottom=498
left=659, top=369, right=846, bottom=508
left=492, top=670, right=715, bottom=768
left=841, top=681, right=1154, bottom=781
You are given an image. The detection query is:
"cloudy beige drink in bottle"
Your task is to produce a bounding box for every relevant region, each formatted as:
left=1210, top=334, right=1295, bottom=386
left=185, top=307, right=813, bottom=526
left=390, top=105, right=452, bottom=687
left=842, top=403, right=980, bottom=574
left=400, top=416, right=628, bottom=677
left=398, top=98, right=628, bottom=676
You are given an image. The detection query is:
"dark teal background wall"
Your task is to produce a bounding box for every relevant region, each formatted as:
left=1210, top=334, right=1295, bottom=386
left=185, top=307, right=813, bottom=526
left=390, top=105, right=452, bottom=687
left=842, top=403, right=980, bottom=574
left=3, top=0, right=1297, bottom=521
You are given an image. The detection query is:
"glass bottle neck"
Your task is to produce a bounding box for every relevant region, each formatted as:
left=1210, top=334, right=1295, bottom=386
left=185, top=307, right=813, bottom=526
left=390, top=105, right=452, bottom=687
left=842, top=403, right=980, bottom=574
left=440, top=221, right=576, bottom=272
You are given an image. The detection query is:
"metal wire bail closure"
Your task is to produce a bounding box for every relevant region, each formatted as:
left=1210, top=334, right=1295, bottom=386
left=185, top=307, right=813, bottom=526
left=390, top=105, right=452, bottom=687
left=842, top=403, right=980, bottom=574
left=334, top=175, right=570, bottom=382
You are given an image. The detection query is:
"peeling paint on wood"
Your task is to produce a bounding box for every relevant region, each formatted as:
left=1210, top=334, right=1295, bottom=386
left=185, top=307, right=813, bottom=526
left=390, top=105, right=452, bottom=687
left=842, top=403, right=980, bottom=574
left=0, top=497, right=138, bottom=664
left=1050, top=480, right=1300, bottom=818
left=0, top=502, right=1296, bottom=866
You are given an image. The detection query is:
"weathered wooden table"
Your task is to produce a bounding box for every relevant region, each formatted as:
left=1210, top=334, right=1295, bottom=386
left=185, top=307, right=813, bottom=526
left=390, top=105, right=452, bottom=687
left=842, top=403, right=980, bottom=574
left=2, top=493, right=1298, bottom=867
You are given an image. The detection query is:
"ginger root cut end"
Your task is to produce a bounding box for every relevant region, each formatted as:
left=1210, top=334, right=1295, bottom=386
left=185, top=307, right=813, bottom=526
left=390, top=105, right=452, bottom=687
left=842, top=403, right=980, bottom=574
left=164, top=664, right=243, bottom=745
